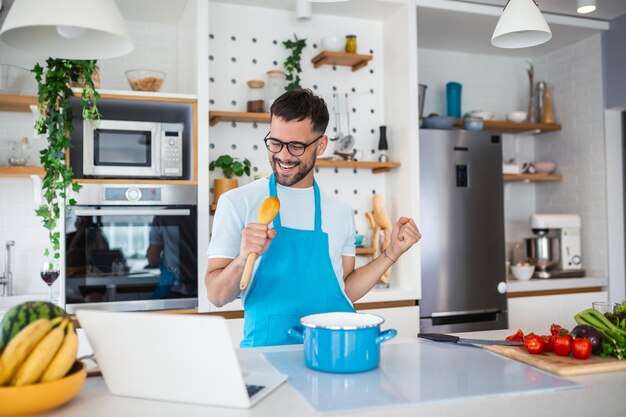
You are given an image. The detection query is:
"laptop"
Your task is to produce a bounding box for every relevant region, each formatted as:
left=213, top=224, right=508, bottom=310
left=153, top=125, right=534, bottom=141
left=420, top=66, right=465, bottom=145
left=76, top=309, right=287, bottom=409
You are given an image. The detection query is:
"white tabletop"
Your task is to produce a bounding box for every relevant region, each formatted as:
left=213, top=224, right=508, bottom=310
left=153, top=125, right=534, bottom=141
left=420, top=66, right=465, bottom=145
left=41, top=331, right=626, bottom=417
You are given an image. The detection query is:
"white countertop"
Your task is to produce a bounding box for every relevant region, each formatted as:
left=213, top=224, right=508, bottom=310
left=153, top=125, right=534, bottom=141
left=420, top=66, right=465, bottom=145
left=40, top=331, right=626, bottom=417
left=507, top=276, right=607, bottom=293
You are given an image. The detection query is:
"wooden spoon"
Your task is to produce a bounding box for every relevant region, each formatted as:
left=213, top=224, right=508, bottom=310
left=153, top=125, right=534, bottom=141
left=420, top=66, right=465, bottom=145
left=239, top=196, right=280, bottom=290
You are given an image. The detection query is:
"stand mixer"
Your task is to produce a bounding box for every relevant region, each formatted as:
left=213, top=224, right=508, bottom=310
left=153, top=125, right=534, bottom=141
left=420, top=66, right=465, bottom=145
left=524, top=214, right=585, bottom=279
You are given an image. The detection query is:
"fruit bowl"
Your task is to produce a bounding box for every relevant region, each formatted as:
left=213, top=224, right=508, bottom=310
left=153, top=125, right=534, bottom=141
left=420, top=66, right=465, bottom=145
left=0, top=361, right=86, bottom=417
left=125, top=69, right=166, bottom=92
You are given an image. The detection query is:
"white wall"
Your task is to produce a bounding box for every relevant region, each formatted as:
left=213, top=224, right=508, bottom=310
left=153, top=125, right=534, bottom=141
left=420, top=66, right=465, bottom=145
left=533, top=34, right=607, bottom=277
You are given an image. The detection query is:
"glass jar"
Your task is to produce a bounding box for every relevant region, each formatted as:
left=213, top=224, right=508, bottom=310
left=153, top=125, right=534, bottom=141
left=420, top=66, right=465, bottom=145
left=266, top=70, right=286, bottom=111
left=345, top=35, right=357, bottom=53
left=246, top=80, right=265, bottom=113
left=8, top=136, right=30, bottom=166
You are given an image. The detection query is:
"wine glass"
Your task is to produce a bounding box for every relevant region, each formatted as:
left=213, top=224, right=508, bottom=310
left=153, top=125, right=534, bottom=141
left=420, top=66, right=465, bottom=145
left=40, top=259, right=60, bottom=304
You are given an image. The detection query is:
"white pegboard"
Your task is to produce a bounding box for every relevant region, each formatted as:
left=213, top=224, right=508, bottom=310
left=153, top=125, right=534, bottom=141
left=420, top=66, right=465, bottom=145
left=208, top=2, right=390, bottom=238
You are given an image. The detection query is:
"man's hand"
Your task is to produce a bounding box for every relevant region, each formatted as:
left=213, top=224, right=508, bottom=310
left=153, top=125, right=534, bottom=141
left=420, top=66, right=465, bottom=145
left=240, top=223, right=277, bottom=258
left=386, top=217, right=421, bottom=261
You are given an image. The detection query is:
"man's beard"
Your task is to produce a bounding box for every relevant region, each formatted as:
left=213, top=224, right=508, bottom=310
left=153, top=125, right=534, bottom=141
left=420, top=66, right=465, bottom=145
left=270, top=154, right=316, bottom=186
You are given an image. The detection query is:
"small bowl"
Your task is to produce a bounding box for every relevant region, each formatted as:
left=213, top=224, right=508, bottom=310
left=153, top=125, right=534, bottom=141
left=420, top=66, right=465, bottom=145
left=321, top=35, right=344, bottom=52
left=125, top=69, right=166, bottom=92
left=463, top=117, right=483, bottom=131
left=511, top=265, right=535, bottom=281
left=507, top=111, right=527, bottom=123
left=532, top=161, right=557, bottom=174
left=0, top=361, right=86, bottom=417
left=422, top=116, right=456, bottom=129
left=466, top=110, right=494, bottom=121
left=0, top=64, right=29, bottom=94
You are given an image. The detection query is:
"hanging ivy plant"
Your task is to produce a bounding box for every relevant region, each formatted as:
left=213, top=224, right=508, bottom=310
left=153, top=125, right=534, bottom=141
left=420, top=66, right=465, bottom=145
left=282, top=34, right=307, bottom=91
left=32, top=59, right=101, bottom=259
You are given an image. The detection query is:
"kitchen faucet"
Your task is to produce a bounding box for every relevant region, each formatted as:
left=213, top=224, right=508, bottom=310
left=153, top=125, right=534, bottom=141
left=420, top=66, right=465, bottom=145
left=0, top=241, right=15, bottom=296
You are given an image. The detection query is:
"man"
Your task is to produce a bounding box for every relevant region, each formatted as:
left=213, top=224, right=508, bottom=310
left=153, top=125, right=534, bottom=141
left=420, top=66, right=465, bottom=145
left=205, top=89, right=420, bottom=347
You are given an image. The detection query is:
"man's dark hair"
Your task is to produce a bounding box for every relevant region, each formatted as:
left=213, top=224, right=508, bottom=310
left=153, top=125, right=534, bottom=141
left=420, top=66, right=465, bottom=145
left=270, top=89, right=329, bottom=134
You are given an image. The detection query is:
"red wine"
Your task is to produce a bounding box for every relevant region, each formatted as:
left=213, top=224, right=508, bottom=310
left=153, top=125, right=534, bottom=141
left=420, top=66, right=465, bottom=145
left=41, top=270, right=60, bottom=286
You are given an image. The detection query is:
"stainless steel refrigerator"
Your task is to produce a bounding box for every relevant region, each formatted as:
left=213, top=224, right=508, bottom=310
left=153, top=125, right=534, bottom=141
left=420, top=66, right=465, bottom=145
left=419, top=129, right=508, bottom=333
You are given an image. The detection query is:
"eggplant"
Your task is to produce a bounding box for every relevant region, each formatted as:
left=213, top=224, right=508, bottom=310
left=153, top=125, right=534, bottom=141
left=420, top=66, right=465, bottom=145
left=571, top=324, right=602, bottom=353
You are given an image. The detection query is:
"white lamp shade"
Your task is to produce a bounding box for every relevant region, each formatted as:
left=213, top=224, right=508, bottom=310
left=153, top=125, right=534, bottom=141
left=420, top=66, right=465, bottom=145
left=491, top=0, right=552, bottom=49
left=0, top=0, right=133, bottom=59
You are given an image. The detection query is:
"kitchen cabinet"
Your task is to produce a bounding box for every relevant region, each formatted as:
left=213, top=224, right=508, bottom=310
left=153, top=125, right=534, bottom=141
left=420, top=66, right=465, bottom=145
left=508, top=291, right=608, bottom=331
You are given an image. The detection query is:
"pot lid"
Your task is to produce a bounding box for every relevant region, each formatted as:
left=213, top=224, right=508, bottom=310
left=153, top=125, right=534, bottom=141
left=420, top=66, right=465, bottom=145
left=300, top=312, right=384, bottom=330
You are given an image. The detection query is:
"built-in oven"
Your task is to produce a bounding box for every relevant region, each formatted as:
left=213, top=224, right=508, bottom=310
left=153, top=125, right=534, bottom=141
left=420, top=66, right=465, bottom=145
left=64, top=184, right=197, bottom=313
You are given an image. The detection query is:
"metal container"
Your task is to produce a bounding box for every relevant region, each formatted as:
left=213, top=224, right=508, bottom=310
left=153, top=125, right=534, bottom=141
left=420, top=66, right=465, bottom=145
left=536, top=81, right=547, bottom=123
left=525, top=235, right=559, bottom=271
left=418, top=84, right=427, bottom=120
left=288, top=312, right=397, bottom=373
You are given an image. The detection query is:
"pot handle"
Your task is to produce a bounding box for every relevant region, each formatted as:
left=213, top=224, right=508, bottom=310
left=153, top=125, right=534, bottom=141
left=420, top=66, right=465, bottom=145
left=287, top=326, right=305, bottom=342
left=375, top=329, right=398, bottom=345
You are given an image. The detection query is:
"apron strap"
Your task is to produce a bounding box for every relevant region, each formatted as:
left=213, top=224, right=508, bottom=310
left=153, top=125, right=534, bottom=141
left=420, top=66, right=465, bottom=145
left=313, top=180, right=322, bottom=231
left=268, top=174, right=322, bottom=231
left=269, top=174, right=282, bottom=228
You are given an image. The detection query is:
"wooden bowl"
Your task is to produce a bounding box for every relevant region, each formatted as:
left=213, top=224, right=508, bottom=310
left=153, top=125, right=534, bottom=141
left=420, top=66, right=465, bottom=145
left=0, top=361, right=86, bottom=416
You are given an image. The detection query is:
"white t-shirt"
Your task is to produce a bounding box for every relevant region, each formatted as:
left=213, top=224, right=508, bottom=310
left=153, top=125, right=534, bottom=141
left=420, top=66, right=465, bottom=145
left=207, top=177, right=356, bottom=294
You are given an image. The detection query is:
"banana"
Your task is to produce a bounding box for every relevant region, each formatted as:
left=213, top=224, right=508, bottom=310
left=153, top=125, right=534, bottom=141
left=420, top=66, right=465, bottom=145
left=0, top=318, right=55, bottom=386
left=40, top=321, right=78, bottom=382
left=11, top=319, right=67, bottom=387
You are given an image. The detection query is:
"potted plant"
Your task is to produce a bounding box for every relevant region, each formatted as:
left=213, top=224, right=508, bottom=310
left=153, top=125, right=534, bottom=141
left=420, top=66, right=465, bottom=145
left=33, top=59, right=100, bottom=260
left=209, top=155, right=251, bottom=211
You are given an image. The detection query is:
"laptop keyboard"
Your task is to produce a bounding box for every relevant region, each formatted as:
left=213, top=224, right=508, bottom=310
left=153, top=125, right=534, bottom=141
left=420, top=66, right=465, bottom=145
left=246, top=384, right=265, bottom=398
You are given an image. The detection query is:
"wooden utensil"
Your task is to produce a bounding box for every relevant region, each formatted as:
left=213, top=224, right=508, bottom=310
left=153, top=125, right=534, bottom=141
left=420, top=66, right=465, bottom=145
left=239, top=197, right=280, bottom=290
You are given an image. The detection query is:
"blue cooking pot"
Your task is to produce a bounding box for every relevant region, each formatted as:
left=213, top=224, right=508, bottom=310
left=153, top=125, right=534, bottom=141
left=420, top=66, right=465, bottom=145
left=288, top=312, right=397, bottom=373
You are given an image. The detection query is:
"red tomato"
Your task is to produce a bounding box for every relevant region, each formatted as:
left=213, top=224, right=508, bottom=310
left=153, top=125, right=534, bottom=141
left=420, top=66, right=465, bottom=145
left=550, top=323, right=564, bottom=336
left=506, top=329, right=524, bottom=342
left=540, top=335, right=554, bottom=352
left=553, top=334, right=573, bottom=356
left=572, top=338, right=592, bottom=359
left=524, top=336, right=544, bottom=354
left=523, top=332, right=537, bottom=341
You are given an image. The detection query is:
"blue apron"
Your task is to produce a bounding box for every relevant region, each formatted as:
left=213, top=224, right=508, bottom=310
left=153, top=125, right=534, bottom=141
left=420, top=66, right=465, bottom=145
left=240, top=174, right=355, bottom=347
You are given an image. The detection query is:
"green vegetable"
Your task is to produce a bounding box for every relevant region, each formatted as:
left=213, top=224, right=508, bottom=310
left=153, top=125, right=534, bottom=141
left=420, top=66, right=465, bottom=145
left=575, top=308, right=626, bottom=360
left=604, top=300, right=626, bottom=331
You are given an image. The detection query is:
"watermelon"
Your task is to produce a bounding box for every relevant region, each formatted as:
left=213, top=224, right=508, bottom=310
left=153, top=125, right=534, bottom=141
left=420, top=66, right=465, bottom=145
left=0, top=301, right=67, bottom=350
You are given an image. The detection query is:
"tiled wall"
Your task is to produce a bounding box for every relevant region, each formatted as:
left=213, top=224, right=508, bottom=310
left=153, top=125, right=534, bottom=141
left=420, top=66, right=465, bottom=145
left=418, top=40, right=608, bottom=275
left=0, top=20, right=178, bottom=295
left=534, top=34, right=607, bottom=276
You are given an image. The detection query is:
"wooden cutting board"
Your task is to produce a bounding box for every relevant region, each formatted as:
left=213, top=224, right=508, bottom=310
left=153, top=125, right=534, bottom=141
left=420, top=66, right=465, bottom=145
left=483, top=345, right=626, bottom=376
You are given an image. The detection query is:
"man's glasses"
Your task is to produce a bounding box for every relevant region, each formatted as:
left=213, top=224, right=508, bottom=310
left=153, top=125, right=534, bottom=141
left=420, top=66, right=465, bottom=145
left=263, top=132, right=324, bottom=157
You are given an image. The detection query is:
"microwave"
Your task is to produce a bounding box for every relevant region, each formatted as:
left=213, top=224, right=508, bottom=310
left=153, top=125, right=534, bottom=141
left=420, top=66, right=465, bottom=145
left=83, top=120, right=183, bottom=179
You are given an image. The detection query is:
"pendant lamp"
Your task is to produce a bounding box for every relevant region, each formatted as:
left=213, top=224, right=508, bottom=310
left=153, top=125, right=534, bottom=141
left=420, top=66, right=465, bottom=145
left=491, top=0, right=552, bottom=49
left=0, top=0, right=133, bottom=59
left=577, top=0, right=597, bottom=14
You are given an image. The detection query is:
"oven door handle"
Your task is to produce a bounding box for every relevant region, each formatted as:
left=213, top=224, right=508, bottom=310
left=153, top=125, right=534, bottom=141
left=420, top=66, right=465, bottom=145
left=74, top=209, right=191, bottom=217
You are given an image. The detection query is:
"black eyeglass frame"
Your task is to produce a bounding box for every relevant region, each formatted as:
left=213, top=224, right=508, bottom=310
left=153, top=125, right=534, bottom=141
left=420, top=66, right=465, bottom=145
left=263, top=132, right=324, bottom=157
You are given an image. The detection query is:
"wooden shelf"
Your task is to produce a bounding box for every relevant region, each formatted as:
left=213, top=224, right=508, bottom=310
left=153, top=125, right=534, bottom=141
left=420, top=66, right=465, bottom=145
left=0, top=94, right=37, bottom=112
left=315, top=160, right=400, bottom=173
left=209, top=111, right=271, bottom=126
left=0, top=166, right=44, bottom=176
left=503, top=174, right=563, bottom=182
left=311, top=51, right=373, bottom=72
left=75, top=179, right=197, bottom=185
left=453, top=119, right=561, bottom=134
left=356, top=246, right=376, bottom=256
